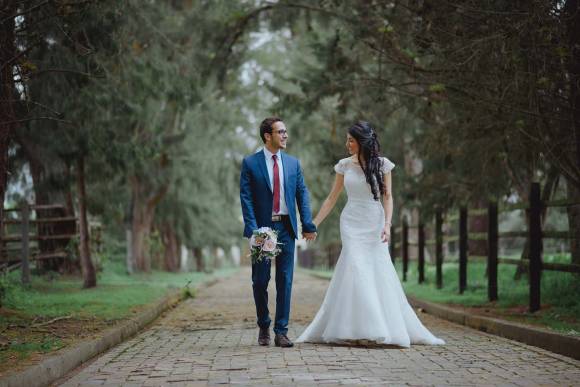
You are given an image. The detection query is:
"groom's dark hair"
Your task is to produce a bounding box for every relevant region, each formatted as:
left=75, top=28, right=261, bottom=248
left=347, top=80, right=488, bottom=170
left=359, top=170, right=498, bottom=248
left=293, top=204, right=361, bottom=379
left=259, top=117, right=282, bottom=143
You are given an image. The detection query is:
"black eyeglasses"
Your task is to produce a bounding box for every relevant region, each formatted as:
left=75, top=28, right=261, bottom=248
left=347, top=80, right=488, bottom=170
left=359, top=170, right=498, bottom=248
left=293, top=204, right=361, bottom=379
left=274, top=129, right=288, bottom=135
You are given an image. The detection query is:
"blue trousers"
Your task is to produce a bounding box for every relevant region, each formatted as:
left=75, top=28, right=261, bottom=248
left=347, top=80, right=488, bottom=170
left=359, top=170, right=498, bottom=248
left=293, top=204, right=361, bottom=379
left=251, top=219, right=295, bottom=335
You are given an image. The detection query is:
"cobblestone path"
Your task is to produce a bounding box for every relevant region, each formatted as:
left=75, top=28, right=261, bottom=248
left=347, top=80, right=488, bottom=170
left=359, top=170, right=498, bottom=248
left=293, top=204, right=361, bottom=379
left=58, top=267, right=580, bottom=386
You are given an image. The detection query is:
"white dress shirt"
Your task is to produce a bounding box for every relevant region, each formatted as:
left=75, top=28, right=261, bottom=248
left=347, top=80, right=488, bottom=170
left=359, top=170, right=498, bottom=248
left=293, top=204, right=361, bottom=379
left=263, top=147, right=289, bottom=215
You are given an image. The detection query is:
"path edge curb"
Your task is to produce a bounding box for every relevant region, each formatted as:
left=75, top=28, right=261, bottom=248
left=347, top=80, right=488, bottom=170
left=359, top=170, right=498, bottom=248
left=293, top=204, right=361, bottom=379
left=303, top=269, right=580, bottom=361
left=0, top=275, right=224, bottom=387
left=407, top=295, right=580, bottom=361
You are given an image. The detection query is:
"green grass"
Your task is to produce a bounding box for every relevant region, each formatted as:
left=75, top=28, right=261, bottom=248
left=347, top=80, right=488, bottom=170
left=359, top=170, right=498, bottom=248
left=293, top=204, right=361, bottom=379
left=8, top=338, right=64, bottom=360
left=2, top=260, right=238, bottom=321
left=299, top=254, right=580, bottom=336
left=394, top=258, right=580, bottom=335
left=0, top=258, right=238, bottom=369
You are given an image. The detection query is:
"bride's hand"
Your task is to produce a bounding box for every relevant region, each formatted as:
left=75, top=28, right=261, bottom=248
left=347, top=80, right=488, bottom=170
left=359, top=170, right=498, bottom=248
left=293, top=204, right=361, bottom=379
left=381, top=225, right=390, bottom=243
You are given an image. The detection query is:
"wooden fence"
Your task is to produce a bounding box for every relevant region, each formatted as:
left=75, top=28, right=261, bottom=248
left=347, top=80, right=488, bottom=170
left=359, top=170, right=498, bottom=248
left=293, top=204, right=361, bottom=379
left=390, top=182, right=580, bottom=312
left=1, top=203, right=77, bottom=285
left=297, top=242, right=341, bottom=270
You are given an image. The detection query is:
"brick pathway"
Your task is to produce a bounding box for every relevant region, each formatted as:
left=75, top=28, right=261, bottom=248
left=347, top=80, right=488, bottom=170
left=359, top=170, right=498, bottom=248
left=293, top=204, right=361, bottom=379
left=58, top=268, right=580, bottom=386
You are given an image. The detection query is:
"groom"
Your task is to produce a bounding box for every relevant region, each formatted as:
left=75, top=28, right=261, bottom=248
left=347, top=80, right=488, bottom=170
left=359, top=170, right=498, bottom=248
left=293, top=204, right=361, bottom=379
left=240, top=117, right=317, bottom=348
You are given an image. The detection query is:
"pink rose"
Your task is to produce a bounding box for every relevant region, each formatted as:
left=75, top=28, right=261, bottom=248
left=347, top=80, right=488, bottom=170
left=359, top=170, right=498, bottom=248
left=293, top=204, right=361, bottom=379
left=262, top=239, right=277, bottom=252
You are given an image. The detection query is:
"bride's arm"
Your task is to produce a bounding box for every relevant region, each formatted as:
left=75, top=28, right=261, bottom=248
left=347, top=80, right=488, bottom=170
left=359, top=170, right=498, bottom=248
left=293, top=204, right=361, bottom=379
left=313, top=174, right=344, bottom=227
left=381, top=172, right=393, bottom=243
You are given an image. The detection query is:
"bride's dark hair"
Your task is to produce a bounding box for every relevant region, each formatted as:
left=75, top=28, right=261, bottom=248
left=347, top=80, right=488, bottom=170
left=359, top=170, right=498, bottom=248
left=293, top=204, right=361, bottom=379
left=348, top=121, right=385, bottom=201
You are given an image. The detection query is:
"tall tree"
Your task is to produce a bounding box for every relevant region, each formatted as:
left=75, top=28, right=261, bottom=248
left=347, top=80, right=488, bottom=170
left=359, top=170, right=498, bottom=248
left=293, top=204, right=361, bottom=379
left=0, top=1, right=19, bottom=232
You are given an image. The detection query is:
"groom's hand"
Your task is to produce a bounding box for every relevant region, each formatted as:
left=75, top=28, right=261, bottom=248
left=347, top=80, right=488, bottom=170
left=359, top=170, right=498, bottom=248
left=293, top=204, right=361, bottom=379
left=303, top=232, right=317, bottom=241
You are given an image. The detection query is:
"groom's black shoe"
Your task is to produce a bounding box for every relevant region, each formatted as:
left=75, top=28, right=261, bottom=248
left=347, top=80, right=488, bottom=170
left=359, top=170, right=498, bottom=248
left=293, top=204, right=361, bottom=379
left=258, top=327, right=270, bottom=346
left=274, top=334, right=294, bottom=348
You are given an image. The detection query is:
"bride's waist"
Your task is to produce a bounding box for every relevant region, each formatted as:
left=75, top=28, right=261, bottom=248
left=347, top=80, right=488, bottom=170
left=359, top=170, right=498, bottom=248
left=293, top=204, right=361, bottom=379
left=343, top=199, right=383, bottom=215
left=346, top=198, right=381, bottom=205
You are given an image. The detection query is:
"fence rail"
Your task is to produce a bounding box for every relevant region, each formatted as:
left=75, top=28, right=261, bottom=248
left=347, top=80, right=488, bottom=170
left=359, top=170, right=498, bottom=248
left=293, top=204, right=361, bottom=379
left=1, top=203, right=78, bottom=284
left=392, top=182, right=579, bottom=313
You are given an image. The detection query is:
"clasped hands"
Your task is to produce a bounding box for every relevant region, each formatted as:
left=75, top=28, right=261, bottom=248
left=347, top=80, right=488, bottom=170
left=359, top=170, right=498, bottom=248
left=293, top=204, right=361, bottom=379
left=302, top=231, right=317, bottom=241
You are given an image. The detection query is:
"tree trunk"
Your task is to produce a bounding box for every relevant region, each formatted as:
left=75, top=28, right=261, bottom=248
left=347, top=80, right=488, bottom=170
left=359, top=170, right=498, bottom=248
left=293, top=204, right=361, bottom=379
left=565, top=0, right=580, bottom=190
left=130, top=193, right=153, bottom=273
left=161, top=223, right=180, bottom=272
left=193, top=247, right=204, bottom=272
left=150, top=227, right=163, bottom=270
left=567, top=181, right=580, bottom=265
left=180, top=245, right=188, bottom=272
left=564, top=0, right=580, bottom=265
left=125, top=228, right=133, bottom=274
left=128, top=177, right=168, bottom=272
left=77, top=156, right=96, bottom=288
left=0, top=1, right=17, bottom=237
left=213, top=247, right=223, bottom=270
left=124, top=194, right=134, bottom=274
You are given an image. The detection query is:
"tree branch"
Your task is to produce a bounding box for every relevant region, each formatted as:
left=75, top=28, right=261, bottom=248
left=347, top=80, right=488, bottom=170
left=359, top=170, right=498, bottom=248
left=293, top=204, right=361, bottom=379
left=0, top=116, right=74, bottom=126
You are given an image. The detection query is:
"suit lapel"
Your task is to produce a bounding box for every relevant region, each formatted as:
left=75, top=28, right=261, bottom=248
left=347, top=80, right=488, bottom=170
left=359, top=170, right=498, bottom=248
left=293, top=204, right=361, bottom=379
left=257, top=150, right=272, bottom=192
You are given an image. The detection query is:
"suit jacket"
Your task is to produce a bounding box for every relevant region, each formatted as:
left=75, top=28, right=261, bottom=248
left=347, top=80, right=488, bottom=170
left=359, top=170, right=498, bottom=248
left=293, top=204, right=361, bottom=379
left=240, top=149, right=317, bottom=239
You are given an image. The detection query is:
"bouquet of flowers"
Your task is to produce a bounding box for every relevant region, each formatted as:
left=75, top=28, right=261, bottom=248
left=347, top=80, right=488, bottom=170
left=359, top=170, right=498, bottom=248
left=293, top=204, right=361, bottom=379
left=249, top=227, right=282, bottom=264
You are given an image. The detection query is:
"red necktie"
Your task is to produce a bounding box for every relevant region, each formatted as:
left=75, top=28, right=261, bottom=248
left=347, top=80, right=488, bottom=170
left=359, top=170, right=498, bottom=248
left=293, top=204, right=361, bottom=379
left=272, top=155, right=280, bottom=213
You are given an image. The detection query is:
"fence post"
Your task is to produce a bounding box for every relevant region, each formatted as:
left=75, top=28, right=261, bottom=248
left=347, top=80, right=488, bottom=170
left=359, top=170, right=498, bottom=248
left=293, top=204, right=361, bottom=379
left=529, top=182, right=542, bottom=312
left=402, top=218, right=409, bottom=282
left=418, top=220, right=425, bottom=284
left=459, top=207, right=468, bottom=294
left=435, top=208, right=443, bottom=289
left=487, top=201, right=498, bottom=301
left=21, top=203, right=30, bottom=286
left=390, top=224, right=396, bottom=264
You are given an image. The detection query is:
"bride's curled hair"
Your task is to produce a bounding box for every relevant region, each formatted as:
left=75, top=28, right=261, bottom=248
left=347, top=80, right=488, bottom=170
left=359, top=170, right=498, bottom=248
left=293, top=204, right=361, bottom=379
left=348, top=121, right=386, bottom=201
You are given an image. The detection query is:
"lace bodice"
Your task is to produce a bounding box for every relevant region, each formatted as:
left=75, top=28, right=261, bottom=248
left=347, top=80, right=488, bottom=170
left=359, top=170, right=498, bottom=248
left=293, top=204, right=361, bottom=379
left=334, top=157, right=395, bottom=201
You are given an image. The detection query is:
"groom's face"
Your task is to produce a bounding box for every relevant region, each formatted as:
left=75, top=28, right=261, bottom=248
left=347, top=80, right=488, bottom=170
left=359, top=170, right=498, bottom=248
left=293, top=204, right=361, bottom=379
left=268, top=121, right=288, bottom=150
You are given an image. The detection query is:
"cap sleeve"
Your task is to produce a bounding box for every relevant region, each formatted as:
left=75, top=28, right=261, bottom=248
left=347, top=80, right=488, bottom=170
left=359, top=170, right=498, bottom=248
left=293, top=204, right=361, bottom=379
left=381, top=157, right=395, bottom=173
left=334, top=158, right=348, bottom=175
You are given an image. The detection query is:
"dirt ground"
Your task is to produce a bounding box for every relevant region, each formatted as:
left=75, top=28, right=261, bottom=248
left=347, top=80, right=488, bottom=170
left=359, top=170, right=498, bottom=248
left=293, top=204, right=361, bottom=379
left=0, top=305, right=140, bottom=376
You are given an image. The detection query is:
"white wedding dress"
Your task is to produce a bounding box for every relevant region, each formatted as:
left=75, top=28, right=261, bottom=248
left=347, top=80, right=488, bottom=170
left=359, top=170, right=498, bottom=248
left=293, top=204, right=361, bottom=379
left=296, top=157, right=445, bottom=347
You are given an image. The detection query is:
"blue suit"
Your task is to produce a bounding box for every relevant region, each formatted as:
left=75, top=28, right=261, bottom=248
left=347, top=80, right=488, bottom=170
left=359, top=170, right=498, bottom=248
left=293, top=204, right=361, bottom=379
left=240, top=149, right=316, bottom=335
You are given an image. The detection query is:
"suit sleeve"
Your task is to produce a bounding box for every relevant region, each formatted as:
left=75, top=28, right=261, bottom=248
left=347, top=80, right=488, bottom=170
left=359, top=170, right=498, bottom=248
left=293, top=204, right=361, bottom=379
left=240, top=158, right=258, bottom=238
left=295, top=160, right=317, bottom=234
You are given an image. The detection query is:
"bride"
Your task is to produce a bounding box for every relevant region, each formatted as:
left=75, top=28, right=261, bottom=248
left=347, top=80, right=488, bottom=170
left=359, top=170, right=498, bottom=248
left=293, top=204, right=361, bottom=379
left=296, top=121, right=445, bottom=347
